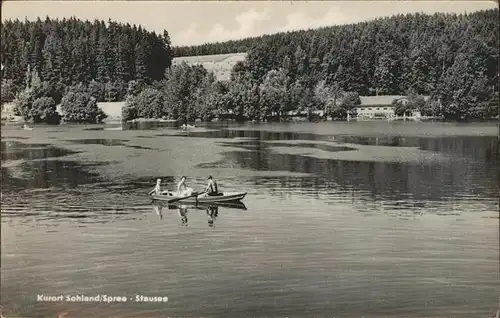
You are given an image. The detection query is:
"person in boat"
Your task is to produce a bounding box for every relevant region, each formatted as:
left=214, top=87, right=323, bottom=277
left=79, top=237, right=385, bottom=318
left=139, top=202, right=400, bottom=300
left=177, top=176, right=192, bottom=196
left=149, top=178, right=162, bottom=195
left=204, top=175, right=220, bottom=196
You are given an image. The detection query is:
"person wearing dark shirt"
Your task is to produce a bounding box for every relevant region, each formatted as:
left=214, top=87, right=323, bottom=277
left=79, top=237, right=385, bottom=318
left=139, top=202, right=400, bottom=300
left=204, top=175, right=219, bottom=196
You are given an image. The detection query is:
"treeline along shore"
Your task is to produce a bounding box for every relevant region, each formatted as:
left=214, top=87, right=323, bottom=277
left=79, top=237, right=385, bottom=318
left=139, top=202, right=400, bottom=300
left=1, top=9, right=498, bottom=124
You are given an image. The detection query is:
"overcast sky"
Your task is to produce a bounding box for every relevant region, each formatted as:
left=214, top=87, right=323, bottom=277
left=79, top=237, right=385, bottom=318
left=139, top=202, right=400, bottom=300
left=1, top=1, right=497, bottom=46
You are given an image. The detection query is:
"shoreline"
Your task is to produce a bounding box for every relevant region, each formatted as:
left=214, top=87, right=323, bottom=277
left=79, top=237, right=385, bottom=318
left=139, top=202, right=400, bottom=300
left=2, top=116, right=499, bottom=126
left=2, top=99, right=499, bottom=126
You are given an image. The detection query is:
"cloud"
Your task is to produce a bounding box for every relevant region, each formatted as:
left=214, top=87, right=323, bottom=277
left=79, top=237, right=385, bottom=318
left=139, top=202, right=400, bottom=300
left=177, top=23, right=198, bottom=46
left=278, top=7, right=359, bottom=33
left=278, top=1, right=500, bottom=33
left=176, top=6, right=352, bottom=45
left=177, top=8, right=270, bottom=45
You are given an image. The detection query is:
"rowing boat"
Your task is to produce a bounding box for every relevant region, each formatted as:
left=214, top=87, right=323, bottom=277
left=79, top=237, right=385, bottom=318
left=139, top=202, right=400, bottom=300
left=162, top=200, right=247, bottom=210
left=151, top=191, right=246, bottom=203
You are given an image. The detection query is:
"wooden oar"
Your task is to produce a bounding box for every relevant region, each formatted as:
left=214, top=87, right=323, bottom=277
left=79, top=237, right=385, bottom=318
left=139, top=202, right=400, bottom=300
left=168, top=190, right=207, bottom=204
left=167, top=191, right=200, bottom=204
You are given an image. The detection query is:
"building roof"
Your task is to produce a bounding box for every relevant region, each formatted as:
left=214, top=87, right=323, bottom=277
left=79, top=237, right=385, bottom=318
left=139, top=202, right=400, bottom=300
left=359, top=95, right=407, bottom=106
left=358, top=95, right=430, bottom=107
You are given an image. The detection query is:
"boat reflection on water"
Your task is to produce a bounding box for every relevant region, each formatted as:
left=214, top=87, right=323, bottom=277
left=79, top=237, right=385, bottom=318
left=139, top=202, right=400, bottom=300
left=151, top=201, right=247, bottom=227
left=152, top=203, right=188, bottom=225
left=206, top=206, right=217, bottom=227
left=177, top=206, right=189, bottom=226
left=153, top=204, right=163, bottom=220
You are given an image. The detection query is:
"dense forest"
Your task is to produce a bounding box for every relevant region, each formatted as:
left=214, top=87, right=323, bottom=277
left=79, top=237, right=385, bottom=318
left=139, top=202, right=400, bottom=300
left=1, top=9, right=499, bottom=123
left=174, top=10, right=499, bottom=96
left=135, top=9, right=499, bottom=122
left=1, top=17, right=172, bottom=103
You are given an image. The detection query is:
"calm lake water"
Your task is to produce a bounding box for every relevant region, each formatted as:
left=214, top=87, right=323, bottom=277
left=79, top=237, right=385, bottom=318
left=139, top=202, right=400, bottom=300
left=1, top=121, right=499, bottom=318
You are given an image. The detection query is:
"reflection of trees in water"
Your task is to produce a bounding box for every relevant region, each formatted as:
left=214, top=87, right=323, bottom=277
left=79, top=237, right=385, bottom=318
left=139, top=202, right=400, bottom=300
left=1, top=147, right=72, bottom=161
left=1, top=141, right=77, bottom=161
left=185, top=129, right=322, bottom=141
left=0, top=167, right=20, bottom=191
left=1, top=160, right=102, bottom=191
left=221, top=136, right=498, bottom=202
left=193, top=130, right=498, bottom=202
left=418, top=136, right=498, bottom=162
left=191, top=128, right=498, bottom=168
left=122, top=121, right=177, bottom=130
left=191, top=129, right=498, bottom=162
left=1, top=141, right=101, bottom=191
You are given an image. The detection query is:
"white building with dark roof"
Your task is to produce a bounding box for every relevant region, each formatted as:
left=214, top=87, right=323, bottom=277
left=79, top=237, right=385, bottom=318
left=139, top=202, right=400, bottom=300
left=355, top=95, right=429, bottom=120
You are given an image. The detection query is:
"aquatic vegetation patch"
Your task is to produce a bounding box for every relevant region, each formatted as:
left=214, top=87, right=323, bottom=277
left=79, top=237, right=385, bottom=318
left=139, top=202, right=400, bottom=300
left=124, top=144, right=158, bottom=150
left=66, top=139, right=129, bottom=146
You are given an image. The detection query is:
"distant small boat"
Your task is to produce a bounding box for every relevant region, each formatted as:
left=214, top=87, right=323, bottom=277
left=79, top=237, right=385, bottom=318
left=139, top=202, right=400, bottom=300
left=22, top=124, right=34, bottom=130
